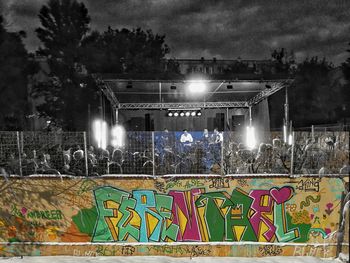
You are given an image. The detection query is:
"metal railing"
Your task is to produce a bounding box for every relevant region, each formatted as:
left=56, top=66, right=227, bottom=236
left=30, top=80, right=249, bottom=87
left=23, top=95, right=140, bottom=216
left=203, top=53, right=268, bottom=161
left=0, top=130, right=348, bottom=176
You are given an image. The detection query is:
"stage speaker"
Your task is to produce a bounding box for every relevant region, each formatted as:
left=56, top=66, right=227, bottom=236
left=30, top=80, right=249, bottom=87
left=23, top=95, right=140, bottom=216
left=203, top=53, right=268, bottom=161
left=215, top=113, right=225, bottom=131
left=232, top=115, right=245, bottom=131
left=145, top=113, right=154, bottom=131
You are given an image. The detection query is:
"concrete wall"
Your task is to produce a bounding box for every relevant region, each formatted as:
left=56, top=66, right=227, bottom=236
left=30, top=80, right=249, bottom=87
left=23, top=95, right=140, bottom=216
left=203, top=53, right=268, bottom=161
left=0, top=175, right=347, bottom=257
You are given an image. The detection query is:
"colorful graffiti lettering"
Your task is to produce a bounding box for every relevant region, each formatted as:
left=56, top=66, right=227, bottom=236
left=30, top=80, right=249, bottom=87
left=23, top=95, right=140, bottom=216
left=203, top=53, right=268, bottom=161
left=92, top=186, right=301, bottom=243
left=11, top=205, right=63, bottom=220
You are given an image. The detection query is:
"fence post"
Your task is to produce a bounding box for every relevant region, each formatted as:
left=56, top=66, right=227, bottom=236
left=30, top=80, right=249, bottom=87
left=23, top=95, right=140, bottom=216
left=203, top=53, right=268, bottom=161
left=152, top=131, right=155, bottom=176
left=16, top=131, right=23, bottom=176
left=20, top=131, right=24, bottom=154
left=221, top=134, right=224, bottom=175
left=290, top=131, right=295, bottom=175
left=83, top=132, right=88, bottom=176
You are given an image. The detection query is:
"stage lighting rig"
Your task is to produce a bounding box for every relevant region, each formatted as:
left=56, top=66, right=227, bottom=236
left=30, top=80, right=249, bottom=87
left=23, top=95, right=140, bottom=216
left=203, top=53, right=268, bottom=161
left=166, top=108, right=202, bottom=117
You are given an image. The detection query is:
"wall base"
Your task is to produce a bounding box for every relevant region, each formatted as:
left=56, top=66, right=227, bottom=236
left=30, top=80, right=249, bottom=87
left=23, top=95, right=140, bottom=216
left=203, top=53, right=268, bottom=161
left=0, top=242, right=344, bottom=258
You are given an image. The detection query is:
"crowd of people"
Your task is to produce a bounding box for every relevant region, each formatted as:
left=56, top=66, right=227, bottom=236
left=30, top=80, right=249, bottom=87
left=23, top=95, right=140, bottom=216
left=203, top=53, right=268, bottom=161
left=0, top=130, right=348, bottom=176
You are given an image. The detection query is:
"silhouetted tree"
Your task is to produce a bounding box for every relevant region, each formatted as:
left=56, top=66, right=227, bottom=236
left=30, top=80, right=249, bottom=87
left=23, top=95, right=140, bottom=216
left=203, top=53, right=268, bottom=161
left=80, top=26, right=170, bottom=74
left=340, top=42, right=350, bottom=122
left=269, top=57, right=340, bottom=128
left=343, top=42, right=350, bottom=80
left=32, top=0, right=99, bottom=130
left=0, top=16, right=38, bottom=130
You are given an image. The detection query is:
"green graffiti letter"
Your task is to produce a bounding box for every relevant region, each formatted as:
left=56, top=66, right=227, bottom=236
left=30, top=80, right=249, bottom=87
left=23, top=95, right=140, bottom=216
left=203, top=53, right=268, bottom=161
left=93, top=186, right=129, bottom=242
left=155, top=194, right=179, bottom=241
left=274, top=203, right=300, bottom=242
left=225, top=188, right=257, bottom=241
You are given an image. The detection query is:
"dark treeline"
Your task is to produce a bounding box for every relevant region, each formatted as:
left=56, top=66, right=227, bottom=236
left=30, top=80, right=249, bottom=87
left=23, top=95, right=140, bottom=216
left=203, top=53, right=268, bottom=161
left=0, top=0, right=349, bottom=131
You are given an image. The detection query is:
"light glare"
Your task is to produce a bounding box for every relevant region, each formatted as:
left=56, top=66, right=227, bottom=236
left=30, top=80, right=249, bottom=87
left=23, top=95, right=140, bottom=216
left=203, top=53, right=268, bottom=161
left=246, top=126, right=256, bottom=149
left=288, top=134, right=293, bottom=145
left=283, top=124, right=288, bottom=143
left=188, top=81, right=206, bottom=93
left=93, top=119, right=108, bottom=149
left=111, top=124, right=125, bottom=148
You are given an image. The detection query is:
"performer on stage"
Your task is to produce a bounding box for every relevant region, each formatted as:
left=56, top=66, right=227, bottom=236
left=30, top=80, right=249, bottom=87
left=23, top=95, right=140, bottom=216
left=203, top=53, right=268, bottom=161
left=180, top=129, right=193, bottom=146
left=180, top=129, right=193, bottom=155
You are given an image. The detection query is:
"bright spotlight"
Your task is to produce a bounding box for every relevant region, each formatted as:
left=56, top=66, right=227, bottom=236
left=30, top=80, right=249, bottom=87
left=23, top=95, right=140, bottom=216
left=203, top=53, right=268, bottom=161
left=288, top=134, right=293, bottom=146
left=283, top=124, right=288, bottom=143
left=185, top=112, right=190, bottom=117
left=191, top=111, right=196, bottom=116
left=180, top=112, right=185, bottom=117
left=174, top=112, right=179, bottom=117
left=196, top=111, right=202, bottom=116
left=188, top=80, right=206, bottom=93
left=246, top=126, right=256, bottom=150
left=111, top=124, right=125, bottom=148
left=93, top=119, right=108, bottom=149
left=168, top=112, right=173, bottom=117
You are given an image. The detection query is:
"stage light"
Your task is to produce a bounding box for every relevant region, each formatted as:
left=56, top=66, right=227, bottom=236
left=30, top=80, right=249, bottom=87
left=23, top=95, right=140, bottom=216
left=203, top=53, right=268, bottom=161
left=288, top=134, right=293, bottom=146
left=196, top=111, right=202, bottom=116
left=111, top=124, right=125, bottom=148
left=188, top=80, right=206, bottom=93
left=168, top=112, right=173, bottom=117
left=191, top=111, right=196, bottom=116
left=126, top=81, right=132, bottom=89
left=174, top=112, right=179, bottom=117
left=283, top=124, right=288, bottom=143
left=185, top=112, right=190, bottom=117
left=93, top=119, right=108, bottom=149
left=180, top=112, right=185, bottom=117
left=246, top=126, right=256, bottom=150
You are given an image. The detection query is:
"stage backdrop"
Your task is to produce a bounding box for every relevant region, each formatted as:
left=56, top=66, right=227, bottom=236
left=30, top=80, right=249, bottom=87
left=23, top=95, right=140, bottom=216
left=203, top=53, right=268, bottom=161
left=0, top=175, right=347, bottom=257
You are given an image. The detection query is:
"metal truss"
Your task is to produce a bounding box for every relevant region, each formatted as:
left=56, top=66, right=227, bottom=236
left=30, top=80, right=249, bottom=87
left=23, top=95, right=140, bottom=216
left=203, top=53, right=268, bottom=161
left=119, top=101, right=248, bottom=109
left=93, top=74, right=294, bottom=109
left=92, top=75, right=119, bottom=108
left=247, top=80, right=293, bottom=106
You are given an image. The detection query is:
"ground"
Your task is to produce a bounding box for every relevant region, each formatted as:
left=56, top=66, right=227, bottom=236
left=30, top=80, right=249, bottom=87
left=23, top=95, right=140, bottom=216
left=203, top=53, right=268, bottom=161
left=0, top=256, right=345, bottom=263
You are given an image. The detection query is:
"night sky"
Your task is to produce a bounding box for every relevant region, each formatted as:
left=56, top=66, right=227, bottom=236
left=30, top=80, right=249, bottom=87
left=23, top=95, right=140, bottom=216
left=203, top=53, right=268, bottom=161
left=2, top=0, right=350, bottom=65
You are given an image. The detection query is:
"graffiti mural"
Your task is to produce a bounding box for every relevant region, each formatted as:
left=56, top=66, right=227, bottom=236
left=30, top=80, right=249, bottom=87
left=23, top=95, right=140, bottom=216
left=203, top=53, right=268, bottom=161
left=91, top=186, right=301, bottom=242
left=0, top=176, right=347, bottom=257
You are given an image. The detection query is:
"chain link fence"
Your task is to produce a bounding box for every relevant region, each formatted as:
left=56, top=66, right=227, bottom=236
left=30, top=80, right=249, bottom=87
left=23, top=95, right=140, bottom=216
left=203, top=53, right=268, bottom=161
left=0, top=130, right=348, bottom=176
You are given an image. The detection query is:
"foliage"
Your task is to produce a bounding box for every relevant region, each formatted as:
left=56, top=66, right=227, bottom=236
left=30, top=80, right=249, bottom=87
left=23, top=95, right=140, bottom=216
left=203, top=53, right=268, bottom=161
left=80, top=26, right=170, bottom=74
left=33, top=0, right=173, bottom=130
left=32, top=0, right=99, bottom=131
left=289, top=57, right=337, bottom=126
left=340, top=42, right=350, bottom=120
left=0, top=16, right=38, bottom=130
left=342, top=42, right=350, bottom=81
left=269, top=57, right=341, bottom=128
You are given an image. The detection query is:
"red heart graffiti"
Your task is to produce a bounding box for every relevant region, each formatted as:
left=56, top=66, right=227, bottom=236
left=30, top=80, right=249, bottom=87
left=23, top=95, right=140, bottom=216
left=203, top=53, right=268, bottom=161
left=270, top=187, right=293, bottom=204
left=21, top=207, right=27, bottom=215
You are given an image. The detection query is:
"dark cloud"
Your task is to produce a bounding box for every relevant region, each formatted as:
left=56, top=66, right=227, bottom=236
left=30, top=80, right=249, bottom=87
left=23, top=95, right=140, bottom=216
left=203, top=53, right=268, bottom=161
left=2, top=0, right=350, bottom=64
